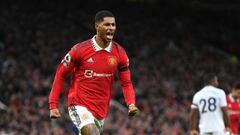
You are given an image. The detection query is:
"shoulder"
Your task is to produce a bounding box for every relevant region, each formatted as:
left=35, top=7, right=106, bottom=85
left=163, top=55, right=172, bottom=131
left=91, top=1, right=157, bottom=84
left=214, top=87, right=226, bottom=94
left=210, top=87, right=226, bottom=98
left=226, top=94, right=230, bottom=101
left=194, top=87, right=208, bottom=97
left=72, top=39, right=92, bottom=52
left=195, top=87, right=205, bottom=95
left=112, top=41, right=126, bottom=53
left=193, top=90, right=202, bottom=99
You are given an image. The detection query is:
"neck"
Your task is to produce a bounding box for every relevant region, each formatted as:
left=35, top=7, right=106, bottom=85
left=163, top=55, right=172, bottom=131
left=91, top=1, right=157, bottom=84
left=95, top=35, right=109, bottom=49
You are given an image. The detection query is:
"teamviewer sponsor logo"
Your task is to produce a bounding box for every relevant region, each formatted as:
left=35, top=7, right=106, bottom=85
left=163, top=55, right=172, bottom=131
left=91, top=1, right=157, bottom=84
left=84, top=70, right=113, bottom=78
left=84, top=70, right=94, bottom=78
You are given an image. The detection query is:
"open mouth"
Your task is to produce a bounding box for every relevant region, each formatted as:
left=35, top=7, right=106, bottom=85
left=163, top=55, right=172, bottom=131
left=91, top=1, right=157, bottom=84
left=106, top=32, right=114, bottom=36
left=106, top=32, right=114, bottom=40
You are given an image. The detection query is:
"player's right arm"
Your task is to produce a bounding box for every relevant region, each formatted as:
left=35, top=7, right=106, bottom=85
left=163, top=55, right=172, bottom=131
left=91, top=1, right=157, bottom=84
left=189, top=108, right=199, bottom=135
left=189, top=94, right=199, bottom=135
left=49, top=47, right=78, bottom=118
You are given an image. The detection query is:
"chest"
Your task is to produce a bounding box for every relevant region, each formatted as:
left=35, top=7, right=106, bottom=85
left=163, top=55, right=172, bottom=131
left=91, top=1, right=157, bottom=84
left=80, top=51, right=119, bottom=72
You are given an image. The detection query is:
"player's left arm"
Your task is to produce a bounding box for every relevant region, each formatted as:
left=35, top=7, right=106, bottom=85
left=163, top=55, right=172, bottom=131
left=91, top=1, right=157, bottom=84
left=117, top=48, right=139, bottom=116
left=222, top=107, right=231, bottom=132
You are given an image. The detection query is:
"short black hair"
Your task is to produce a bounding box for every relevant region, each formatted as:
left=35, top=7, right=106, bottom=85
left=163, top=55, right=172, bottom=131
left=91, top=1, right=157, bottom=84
left=95, top=10, right=114, bottom=23
left=203, top=73, right=217, bottom=85
left=233, top=83, right=240, bottom=89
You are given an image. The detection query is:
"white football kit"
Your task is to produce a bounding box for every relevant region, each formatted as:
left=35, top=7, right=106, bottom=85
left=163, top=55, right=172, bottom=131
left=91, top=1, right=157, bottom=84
left=191, top=85, right=227, bottom=135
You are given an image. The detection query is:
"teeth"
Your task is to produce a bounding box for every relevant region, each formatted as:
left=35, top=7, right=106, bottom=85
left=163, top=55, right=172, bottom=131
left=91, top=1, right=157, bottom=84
left=107, top=32, right=113, bottom=35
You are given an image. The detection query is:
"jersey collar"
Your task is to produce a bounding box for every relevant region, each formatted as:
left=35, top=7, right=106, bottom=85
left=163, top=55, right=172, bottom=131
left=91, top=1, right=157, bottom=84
left=229, top=93, right=240, bottom=102
left=91, top=36, right=112, bottom=52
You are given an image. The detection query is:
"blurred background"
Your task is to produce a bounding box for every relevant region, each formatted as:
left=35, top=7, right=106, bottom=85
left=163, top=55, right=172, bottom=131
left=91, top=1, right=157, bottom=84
left=0, top=0, right=240, bottom=134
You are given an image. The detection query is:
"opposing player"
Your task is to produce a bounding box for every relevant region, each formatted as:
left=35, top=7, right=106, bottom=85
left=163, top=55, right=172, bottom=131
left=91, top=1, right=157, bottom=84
left=227, top=83, right=240, bottom=135
left=48, top=10, right=139, bottom=135
left=189, top=73, right=231, bottom=135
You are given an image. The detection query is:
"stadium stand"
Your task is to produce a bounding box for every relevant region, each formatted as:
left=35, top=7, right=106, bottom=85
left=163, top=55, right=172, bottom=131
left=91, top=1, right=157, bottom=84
left=0, top=0, right=240, bottom=134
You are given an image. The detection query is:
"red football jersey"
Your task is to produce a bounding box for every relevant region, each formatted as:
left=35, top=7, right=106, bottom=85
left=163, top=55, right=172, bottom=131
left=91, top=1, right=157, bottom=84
left=226, top=94, right=240, bottom=134
left=49, top=37, right=136, bottom=120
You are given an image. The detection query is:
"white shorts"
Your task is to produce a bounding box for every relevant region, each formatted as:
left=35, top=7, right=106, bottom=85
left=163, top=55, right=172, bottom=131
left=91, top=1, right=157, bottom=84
left=68, top=106, right=104, bottom=134
left=200, top=130, right=225, bottom=135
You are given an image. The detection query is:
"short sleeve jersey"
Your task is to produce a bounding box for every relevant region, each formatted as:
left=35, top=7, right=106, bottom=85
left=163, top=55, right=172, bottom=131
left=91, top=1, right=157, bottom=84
left=191, top=85, right=227, bottom=133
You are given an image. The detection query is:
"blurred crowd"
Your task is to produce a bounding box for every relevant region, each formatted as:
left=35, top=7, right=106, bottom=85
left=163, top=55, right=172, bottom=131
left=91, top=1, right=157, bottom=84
left=0, top=1, right=240, bottom=135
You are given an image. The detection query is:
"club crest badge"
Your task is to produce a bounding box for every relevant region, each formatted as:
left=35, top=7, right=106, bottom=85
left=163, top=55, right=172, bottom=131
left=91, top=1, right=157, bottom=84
left=81, top=113, right=89, bottom=121
left=108, top=56, right=117, bottom=66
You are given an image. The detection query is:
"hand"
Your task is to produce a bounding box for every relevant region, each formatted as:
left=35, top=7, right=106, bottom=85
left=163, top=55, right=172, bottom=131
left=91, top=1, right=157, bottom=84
left=225, top=127, right=232, bottom=135
left=50, top=108, right=61, bottom=119
left=128, top=104, right=140, bottom=116
left=190, top=130, right=198, bottom=135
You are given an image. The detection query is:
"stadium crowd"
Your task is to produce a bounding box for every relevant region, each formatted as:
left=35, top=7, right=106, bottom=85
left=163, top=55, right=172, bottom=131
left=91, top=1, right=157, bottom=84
left=0, top=0, right=240, bottom=135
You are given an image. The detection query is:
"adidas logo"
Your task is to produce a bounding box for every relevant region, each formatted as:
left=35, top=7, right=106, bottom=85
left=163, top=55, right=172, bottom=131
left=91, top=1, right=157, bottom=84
left=86, top=58, right=94, bottom=63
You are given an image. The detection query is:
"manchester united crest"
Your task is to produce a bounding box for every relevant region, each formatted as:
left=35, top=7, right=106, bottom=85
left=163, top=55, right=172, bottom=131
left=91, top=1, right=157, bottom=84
left=81, top=113, right=89, bottom=121
left=108, top=56, right=117, bottom=66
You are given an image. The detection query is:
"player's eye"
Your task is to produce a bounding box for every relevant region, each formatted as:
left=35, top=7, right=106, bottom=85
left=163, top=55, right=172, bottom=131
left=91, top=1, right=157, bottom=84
left=104, top=23, right=115, bottom=27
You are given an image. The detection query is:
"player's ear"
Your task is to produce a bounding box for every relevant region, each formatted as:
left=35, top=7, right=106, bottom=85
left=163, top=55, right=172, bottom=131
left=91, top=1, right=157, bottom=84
left=95, top=23, right=98, bottom=29
left=95, top=23, right=102, bottom=34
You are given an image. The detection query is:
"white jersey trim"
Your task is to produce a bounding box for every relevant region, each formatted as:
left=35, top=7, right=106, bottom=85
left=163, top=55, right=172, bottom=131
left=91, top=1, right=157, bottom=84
left=91, top=36, right=112, bottom=52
